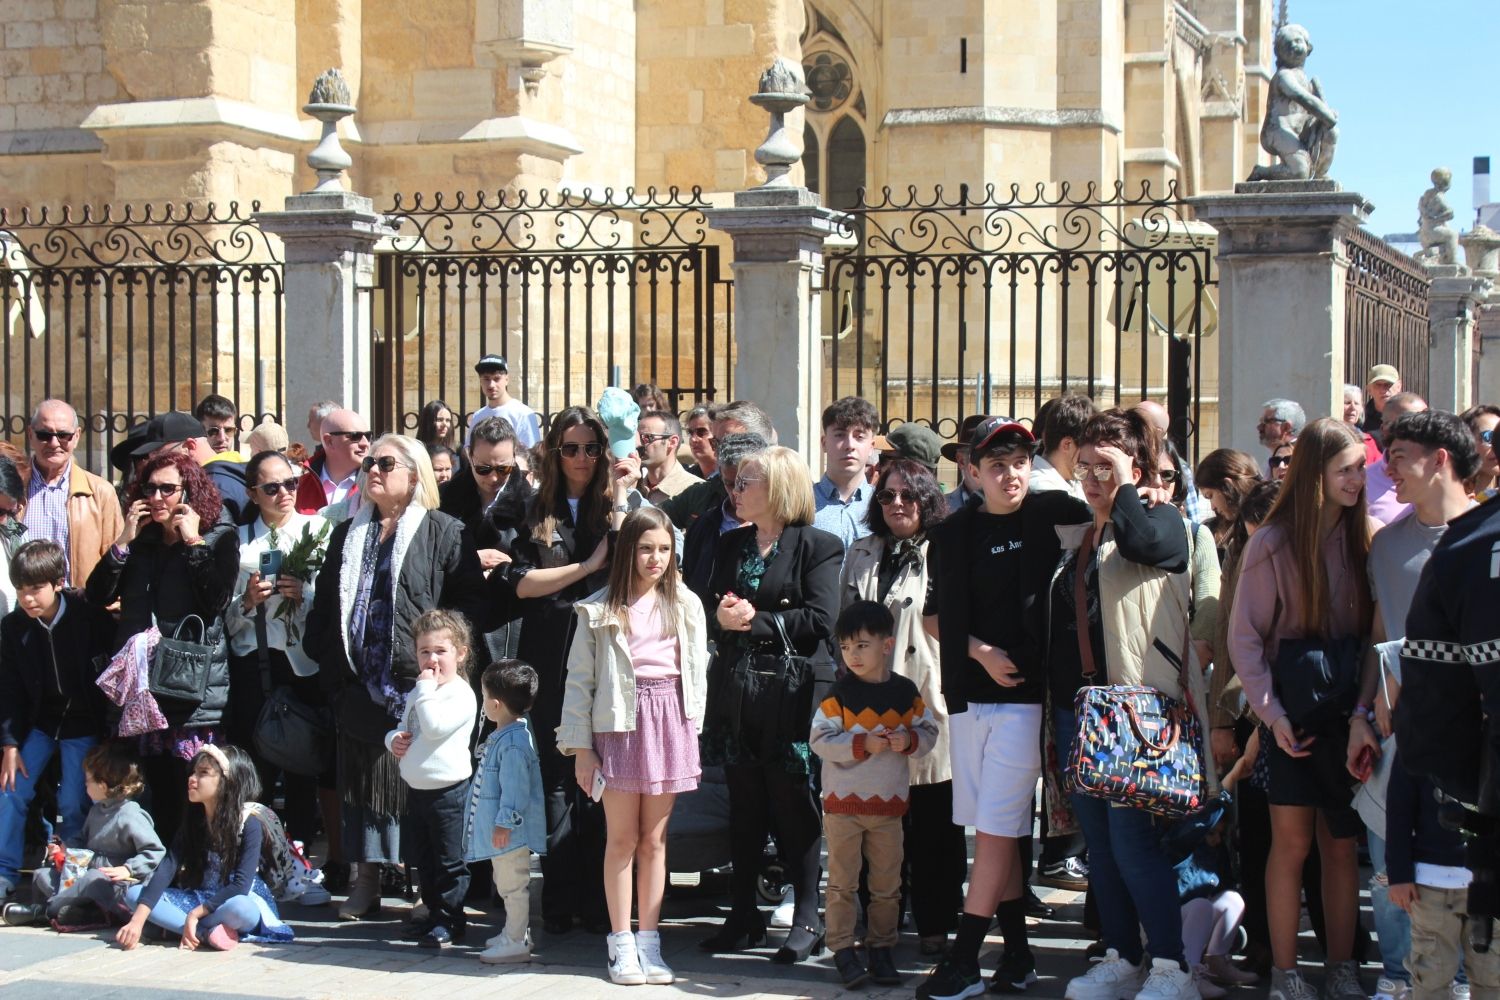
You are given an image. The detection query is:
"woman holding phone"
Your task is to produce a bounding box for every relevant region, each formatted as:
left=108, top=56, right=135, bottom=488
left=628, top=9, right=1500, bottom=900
left=86, top=452, right=240, bottom=844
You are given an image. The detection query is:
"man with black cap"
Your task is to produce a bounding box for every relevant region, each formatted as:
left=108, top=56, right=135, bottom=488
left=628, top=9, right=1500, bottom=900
left=942, top=414, right=986, bottom=513
left=130, top=410, right=248, bottom=523
left=466, top=354, right=541, bottom=449
left=919, top=416, right=1091, bottom=1000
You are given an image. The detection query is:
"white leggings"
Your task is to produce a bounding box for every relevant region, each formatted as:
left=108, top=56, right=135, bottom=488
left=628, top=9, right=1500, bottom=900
left=1181, top=891, right=1246, bottom=967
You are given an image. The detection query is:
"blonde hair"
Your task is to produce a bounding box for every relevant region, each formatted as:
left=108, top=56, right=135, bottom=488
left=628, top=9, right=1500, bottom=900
left=739, top=446, right=816, bottom=526
left=412, top=608, right=473, bottom=679
left=364, top=433, right=441, bottom=510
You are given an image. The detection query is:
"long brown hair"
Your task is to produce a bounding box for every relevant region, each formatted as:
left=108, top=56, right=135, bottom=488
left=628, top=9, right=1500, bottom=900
left=1195, top=448, right=1263, bottom=546
left=603, top=506, right=680, bottom=638
left=529, top=406, right=611, bottom=545
left=1259, top=417, right=1371, bottom=635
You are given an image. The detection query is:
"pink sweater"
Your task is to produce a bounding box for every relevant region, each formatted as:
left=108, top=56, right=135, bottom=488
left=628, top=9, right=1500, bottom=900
left=1227, top=519, right=1371, bottom=727
left=626, top=593, right=679, bottom=681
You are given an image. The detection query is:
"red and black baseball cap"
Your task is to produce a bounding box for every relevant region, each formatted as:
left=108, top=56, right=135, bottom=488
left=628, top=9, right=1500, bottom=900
left=968, top=415, right=1035, bottom=454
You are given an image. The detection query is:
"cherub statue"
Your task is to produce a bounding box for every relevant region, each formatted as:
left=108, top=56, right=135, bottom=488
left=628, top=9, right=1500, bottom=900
left=1247, top=24, right=1338, bottom=182
left=1417, top=168, right=1462, bottom=267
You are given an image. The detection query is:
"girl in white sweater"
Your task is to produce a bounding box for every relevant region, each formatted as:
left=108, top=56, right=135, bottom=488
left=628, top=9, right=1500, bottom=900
left=386, top=609, right=478, bottom=948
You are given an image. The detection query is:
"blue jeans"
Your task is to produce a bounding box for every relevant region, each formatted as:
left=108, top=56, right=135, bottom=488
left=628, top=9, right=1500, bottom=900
left=123, top=882, right=262, bottom=937
left=0, top=731, right=98, bottom=884
left=1368, top=833, right=1413, bottom=984
left=1061, top=710, right=1184, bottom=966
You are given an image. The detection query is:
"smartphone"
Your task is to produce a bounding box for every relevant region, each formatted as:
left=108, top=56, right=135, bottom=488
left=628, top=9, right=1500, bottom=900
left=1353, top=744, right=1376, bottom=783
left=259, top=549, right=284, bottom=578
left=590, top=768, right=606, bottom=803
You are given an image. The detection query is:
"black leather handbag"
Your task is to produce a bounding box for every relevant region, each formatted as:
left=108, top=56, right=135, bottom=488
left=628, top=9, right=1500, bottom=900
left=250, top=611, right=333, bottom=776
left=148, top=615, right=216, bottom=708
left=712, top=613, right=814, bottom=765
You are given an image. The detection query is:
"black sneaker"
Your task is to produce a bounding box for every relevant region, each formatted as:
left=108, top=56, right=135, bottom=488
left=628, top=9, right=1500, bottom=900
left=835, top=946, right=870, bottom=989
left=917, top=955, right=985, bottom=1000
left=1037, top=855, right=1089, bottom=890
left=869, top=946, right=903, bottom=986
left=989, top=950, right=1039, bottom=993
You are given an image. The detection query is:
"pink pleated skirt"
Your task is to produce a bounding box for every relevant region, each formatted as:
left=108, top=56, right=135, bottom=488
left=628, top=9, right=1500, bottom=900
left=594, top=677, right=701, bottom=796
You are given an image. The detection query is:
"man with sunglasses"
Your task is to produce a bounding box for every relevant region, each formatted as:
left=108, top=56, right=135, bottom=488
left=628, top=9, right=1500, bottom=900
left=296, top=409, right=369, bottom=514
left=439, top=415, right=534, bottom=575
left=193, top=394, right=242, bottom=457
left=637, top=410, right=701, bottom=505
left=23, top=399, right=123, bottom=589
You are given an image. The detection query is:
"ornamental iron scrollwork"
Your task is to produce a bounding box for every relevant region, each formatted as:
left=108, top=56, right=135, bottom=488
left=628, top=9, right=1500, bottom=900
left=0, top=201, right=282, bottom=268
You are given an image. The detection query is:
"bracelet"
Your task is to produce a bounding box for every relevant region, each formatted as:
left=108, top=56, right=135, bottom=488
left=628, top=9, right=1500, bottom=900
left=612, top=503, right=630, bottom=514
left=111, top=543, right=130, bottom=560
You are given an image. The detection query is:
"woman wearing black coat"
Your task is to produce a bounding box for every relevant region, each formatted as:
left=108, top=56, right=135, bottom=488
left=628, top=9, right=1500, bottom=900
left=304, top=434, right=486, bottom=920
left=86, top=451, right=240, bottom=844
left=699, top=445, right=841, bottom=964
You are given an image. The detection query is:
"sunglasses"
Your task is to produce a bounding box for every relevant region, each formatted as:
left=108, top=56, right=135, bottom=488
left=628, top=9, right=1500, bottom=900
left=1073, top=464, right=1116, bottom=482
left=472, top=463, right=516, bottom=477
left=1157, top=469, right=1178, bottom=483
left=731, top=477, right=764, bottom=494
left=140, top=482, right=183, bottom=499
left=639, top=433, right=674, bottom=447
left=361, top=455, right=403, bottom=474
left=875, top=488, right=920, bottom=505
left=687, top=426, right=713, bottom=439
left=1268, top=454, right=1293, bottom=468
left=558, top=442, right=604, bottom=460
left=255, top=477, right=302, bottom=497
left=31, top=428, right=76, bottom=443
left=329, top=430, right=371, bottom=443
left=203, top=426, right=233, bottom=439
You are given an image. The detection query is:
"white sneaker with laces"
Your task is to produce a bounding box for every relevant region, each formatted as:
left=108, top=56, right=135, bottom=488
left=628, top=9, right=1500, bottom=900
left=607, top=930, right=647, bottom=985
left=634, top=930, right=675, bottom=985
left=281, top=873, right=332, bottom=906
left=1191, top=965, right=1226, bottom=999
left=1064, top=948, right=1148, bottom=1000
left=1450, top=983, right=1469, bottom=1000
left=769, top=887, right=795, bottom=928
left=1135, top=960, right=1198, bottom=1000
left=479, top=931, right=532, bottom=964
left=1374, top=977, right=1411, bottom=1000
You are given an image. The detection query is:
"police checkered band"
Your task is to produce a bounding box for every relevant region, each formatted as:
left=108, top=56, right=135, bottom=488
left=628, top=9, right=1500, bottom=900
left=1466, top=639, right=1500, bottom=667
left=1402, top=639, right=1466, bottom=663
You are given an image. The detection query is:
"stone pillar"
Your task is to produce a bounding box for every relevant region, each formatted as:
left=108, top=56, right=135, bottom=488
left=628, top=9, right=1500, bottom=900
left=1191, top=183, right=1372, bottom=457
left=1460, top=228, right=1500, bottom=408
left=1425, top=271, right=1492, bottom=412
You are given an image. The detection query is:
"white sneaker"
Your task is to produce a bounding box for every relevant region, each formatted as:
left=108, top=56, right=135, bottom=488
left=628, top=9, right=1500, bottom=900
left=1450, top=984, right=1469, bottom=1000
left=1136, top=960, right=1199, bottom=1000
left=1374, top=977, right=1411, bottom=1000
left=280, top=873, right=332, bottom=906
left=1064, top=949, right=1147, bottom=1000
left=769, top=887, right=795, bottom=928
left=607, top=930, right=647, bottom=985
left=479, top=931, right=532, bottom=964
left=634, top=930, right=675, bottom=985
left=1191, top=965, right=1226, bottom=999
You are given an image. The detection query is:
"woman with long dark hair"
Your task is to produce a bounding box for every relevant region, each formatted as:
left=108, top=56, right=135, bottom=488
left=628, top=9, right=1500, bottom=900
left=417, top=400, right=464, bottom=478
left=500, top=405, right=646, bottom=934
left=838, top=459, right=958, bottom=956
left=1196, top=449, right=1264, bottom=556
left=1229, top=418, right=1373, bottom=1000
left=87, top=452, right=240, bottom=844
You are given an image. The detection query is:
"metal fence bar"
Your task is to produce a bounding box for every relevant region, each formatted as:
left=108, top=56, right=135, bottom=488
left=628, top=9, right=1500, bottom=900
left=1344, top=226, right=1432, bottom=401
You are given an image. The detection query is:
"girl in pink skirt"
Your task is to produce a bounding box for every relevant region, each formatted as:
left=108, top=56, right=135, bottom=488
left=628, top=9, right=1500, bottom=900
left=557, top=506, right=709, bottom=986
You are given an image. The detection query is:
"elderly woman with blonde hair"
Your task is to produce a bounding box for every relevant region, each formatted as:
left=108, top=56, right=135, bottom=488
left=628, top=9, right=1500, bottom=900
left=305, top=433, right=488, bottom=919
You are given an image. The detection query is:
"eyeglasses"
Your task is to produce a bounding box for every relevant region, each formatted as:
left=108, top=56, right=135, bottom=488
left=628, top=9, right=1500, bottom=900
left=31, top=429, right=75, bottom=444
left=0, top=504, right=19, bottom=521
left=875, top=488, right=920, bottom=505
left=558, top=442, right=604, bottom=460
left=1073, top=464, right=1115, bottom=482
left=1268, top=454, right=1293, bottom=468
left=140, top=482, right=183, bottom=499
left=361, top=455, right=402, bottom=474
left=255, top=477, right=302, bottom=497
left=329, top=430, right=371, bottom=443
left=639, top=433, right=674, bottom=447
left=687, top=426, right=713, bottom=439
left=1256, top=418, right=1284, bottom=429
left=731, top=477, right=764, bottom=494
left=1157, top=469, right=1178, bottom=484
left=472, top=463, right=516, bottom=477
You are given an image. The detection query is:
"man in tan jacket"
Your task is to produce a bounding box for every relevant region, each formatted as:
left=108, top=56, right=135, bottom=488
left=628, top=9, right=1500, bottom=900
left=23, top=399, right=123, bottom=588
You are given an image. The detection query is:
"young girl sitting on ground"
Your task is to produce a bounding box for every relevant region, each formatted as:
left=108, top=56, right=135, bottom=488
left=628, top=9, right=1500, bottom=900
left=4, top=743, right=164, bottom=928
left=558, top=506, right=709, bottom=985
left=387, top=609, right=479, bottom=949
left=115, top=744, right=293, bottom=950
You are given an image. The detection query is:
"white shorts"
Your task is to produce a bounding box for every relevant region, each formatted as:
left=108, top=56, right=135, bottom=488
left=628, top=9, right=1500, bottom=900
left=949, top=702, right=1043, bottom=838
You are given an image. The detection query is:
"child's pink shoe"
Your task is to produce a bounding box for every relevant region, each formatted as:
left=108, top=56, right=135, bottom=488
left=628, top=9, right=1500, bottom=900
left=205, top=925, right=240, bottom=951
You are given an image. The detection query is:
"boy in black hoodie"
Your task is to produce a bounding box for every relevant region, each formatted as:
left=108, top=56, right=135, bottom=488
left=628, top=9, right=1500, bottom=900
left=0, top=540, right=118, bottom=900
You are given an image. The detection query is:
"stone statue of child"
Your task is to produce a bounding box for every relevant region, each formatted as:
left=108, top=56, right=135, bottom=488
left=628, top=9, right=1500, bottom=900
left=1247, top=24, right=1339, bottom=182
left=1418, top=168, right=1462, bottom=267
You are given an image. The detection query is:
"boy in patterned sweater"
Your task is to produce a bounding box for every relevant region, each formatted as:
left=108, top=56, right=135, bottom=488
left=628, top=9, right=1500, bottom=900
left=812, top=600, right=939, bottom=989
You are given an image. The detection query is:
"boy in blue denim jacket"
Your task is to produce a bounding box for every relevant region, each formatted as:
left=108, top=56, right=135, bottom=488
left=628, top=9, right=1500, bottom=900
left=465, top=660, right=545, bottom=964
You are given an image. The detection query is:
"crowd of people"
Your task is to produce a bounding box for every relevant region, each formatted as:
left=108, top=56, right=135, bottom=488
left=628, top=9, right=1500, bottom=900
left=0, top=354, right=1497, bottom=1000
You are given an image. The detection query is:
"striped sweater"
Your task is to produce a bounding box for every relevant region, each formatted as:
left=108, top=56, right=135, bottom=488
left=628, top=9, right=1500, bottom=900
left=810, top=672, right=938, bottom=816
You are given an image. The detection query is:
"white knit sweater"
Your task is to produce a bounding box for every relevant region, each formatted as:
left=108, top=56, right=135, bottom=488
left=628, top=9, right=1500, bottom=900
left=385, top=676, right=477, bottom=790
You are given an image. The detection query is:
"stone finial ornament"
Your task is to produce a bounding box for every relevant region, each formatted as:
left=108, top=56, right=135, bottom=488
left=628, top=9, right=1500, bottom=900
left=1418, top=168, right=1464, bottom=269
left=749, top=58, right=811, bottom=188
left=304, top=68, right=357, bottom=194
left=1247, top=24, right=1339, bottom=182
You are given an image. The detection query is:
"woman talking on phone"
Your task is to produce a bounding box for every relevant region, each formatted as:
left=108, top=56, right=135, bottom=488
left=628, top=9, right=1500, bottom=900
left=87, top=452, right=240, bottom=844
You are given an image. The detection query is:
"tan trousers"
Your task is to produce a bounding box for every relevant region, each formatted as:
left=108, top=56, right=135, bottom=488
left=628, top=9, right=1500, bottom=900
left=824, top=812, right=905, bottom=951
left=490, top=850, right=533, bottom=943
left=1407, top=884, right=1500, bottom=1000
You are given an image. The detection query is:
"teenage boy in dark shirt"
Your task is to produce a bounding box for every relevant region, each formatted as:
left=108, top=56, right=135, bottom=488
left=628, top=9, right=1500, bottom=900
left=918, top=417, right=1091, bottom=1000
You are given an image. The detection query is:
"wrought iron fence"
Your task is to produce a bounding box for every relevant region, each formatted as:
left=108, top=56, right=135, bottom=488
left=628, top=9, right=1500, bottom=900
left=366, top=187, right=734, bottom=435
left=0, top=202, right=284, bottom=475
left=1344, top=226, right=1430, bottom=401
left=823, top=182, right=1219, bottom=462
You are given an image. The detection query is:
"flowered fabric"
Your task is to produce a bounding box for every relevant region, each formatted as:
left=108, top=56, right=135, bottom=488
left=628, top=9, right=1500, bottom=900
left=96, top=628, right=169, bottom=737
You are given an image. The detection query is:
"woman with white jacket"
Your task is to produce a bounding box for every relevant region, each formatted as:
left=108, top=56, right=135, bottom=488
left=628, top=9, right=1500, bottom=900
left=557, top=506, right=709, bottom=986
left=224, top=450, right=331, bottom=853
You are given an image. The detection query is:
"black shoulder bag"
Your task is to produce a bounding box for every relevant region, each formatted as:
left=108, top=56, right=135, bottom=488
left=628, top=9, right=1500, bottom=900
left=251, top=608, right=334, bottom=777
left=716, top=613, right=815, bottom=765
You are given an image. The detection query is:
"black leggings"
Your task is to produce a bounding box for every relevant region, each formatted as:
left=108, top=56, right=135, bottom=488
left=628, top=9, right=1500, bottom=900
left=904, top=780, right=967, bottom=937
left=725, top=762, right=822, bottom=929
